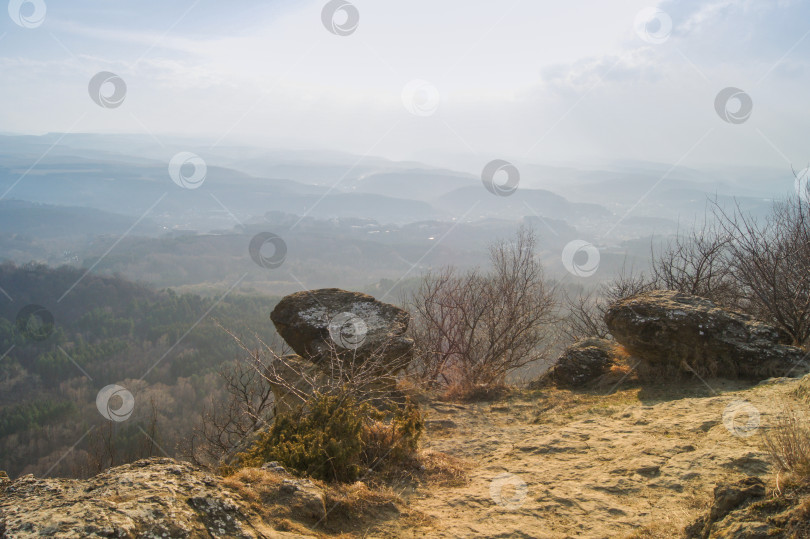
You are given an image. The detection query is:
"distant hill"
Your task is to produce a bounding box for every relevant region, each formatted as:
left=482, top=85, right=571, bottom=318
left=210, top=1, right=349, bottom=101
left=437, top=185, right=612, bottom=223
left=0, top=200, right=163, bottom=238
left=353, top=170, right=478, bottom=201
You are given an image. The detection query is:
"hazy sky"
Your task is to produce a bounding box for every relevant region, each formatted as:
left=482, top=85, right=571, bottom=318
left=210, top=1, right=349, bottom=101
left=1, top=0, right=809, bottom=170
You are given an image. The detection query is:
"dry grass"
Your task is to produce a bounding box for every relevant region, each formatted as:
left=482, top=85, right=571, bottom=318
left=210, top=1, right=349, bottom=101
left=223, top=464, right=437, bottom=537
left=791, top=376, right=810, bottom=403
left=621, top=488, right=710, bottom=538
left=762, top=407, right=810, bottom=479
left=395, top=377, right=433, bottom=405
left=223, top=468, right=322, bottom=536
left=223, top=467, right=287, bottom=501
left=322, top=479, right=435, bottom=537
left=417, top=450, right=471, bottom=487
left=531, top=386, right=641, bottom=424
left=441, top=382, right=513, bottom=402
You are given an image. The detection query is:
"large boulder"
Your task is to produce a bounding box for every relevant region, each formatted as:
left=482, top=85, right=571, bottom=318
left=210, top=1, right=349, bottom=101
left=605, top=290, right=807, bottom=379
left=532, top=338, right=618, bottom=388
left=270, top=288, right=413, bottom=373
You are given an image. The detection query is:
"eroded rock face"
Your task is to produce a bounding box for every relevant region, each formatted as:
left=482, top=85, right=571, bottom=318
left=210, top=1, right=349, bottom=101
left=605, top=290, right=807, bottom=379
left=533, top=338, right=617, bottom=388
left=0, top=458, right=314, bottom=538
left=270, top=288, right=413, bottom=372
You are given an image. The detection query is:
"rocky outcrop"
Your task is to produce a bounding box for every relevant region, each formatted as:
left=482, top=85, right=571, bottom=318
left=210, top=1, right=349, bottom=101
left=270, top=288, right=413, bottom=372
left=532, top=338, right=618, bottom=388
left=605, top=290, right=807, bottom=379
left=0, top=458, right=315, bottom=538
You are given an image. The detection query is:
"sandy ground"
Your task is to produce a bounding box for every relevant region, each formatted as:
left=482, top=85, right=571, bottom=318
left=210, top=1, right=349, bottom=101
left=377, top=376, right=804, bottom=538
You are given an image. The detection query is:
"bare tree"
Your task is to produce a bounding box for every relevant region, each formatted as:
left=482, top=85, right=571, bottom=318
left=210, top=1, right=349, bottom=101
left=561, top=212, right=736, bottom=343
left=407, top=227, right=557, bottom=390
left=650, top=217, right=738, bottom=307
left=715, top=196, right=810, bottom=345
left=185, top=355, right=275, bottom=468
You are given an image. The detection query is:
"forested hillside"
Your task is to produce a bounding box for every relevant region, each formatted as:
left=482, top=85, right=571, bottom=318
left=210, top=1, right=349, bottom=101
left=0, top=263, right=280, bottom=478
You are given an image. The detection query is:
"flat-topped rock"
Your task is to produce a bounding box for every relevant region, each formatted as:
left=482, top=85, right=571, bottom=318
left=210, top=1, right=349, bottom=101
left=605, top=290, right=807, bottom=379
left=270, top=288, right=413, bottom=373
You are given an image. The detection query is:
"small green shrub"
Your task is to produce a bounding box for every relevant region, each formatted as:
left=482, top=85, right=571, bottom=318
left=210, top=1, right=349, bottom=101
left=235, top=392, right=423, bottom=482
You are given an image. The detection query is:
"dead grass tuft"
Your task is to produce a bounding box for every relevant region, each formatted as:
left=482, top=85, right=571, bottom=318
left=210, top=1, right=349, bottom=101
left=417, top=450, right=471, bottom=487
left=762, top=407, right=810, bottom=480
left=223, top=467, right=286, bottom=503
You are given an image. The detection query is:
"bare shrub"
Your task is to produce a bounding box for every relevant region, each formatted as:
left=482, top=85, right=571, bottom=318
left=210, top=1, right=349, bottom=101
left=187, top=327, right=417, bottom=473
left=560, top=268, right=653, bottom=342
left=650, top=216, right=738, bottom=308
left=762, top=407, right=810, bottom=479
left=257, top=335, right=411, bottom=413
left=561, top=203, right=770, bottom=343
left=714, top=196, right=810, bottom=345
left=185, top=356, right=275, bottom=468
left=407, top=227, right=557, bottom=391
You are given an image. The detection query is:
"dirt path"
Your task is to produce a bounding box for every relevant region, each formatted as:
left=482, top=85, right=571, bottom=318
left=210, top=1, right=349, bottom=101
left=381, top=377, right=801, bottom=538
